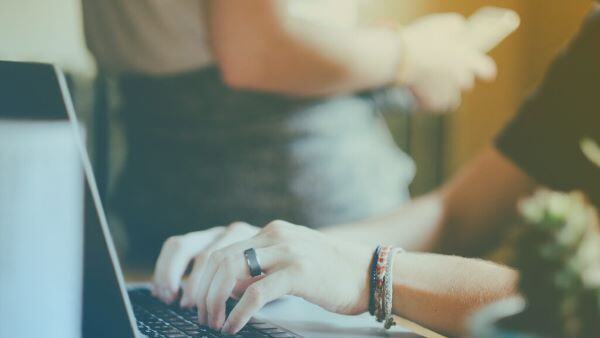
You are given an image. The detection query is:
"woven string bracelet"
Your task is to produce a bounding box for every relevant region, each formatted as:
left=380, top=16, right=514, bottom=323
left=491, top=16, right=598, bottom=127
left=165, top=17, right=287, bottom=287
left=368, top=245, right=382, bottom=316
left=383, top=247, right=403, bottom=329
left=371, top=245, right=404, bottom=329
left=373, top=245, right=391, bottom=323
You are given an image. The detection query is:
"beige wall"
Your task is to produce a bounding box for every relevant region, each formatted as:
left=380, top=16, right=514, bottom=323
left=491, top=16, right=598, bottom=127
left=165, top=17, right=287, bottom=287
left=362, top=0, right=594, bottom=176
left=0, top=0, right=95, bottom=76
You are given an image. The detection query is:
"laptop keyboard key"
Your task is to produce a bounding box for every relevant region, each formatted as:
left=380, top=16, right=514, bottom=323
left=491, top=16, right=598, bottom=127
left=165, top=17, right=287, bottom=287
left=128, top=288, right=302, bottom=337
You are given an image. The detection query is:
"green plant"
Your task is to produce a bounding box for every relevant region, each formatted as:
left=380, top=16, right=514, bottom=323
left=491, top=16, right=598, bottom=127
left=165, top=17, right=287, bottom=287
left=512, top=190, right=600, bottom=338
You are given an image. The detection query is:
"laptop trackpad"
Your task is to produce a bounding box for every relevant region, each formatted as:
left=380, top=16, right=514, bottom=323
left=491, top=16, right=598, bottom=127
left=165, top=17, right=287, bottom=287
left=256, top=296, right=423, bottom=338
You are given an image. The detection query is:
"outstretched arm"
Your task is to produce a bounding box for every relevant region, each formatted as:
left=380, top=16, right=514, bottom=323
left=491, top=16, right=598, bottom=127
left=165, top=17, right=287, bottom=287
left=324, top=146, right=536, bottom=255
left=151, top=147, right=533, bottom=317
left=208, top=0, right=496, bottom=110
left=391, top=251, right=517, bottom=335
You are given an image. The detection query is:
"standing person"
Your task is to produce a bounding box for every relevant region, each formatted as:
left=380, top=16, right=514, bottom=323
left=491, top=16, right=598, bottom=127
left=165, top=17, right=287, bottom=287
left=82, top=0, right=497, bottom=266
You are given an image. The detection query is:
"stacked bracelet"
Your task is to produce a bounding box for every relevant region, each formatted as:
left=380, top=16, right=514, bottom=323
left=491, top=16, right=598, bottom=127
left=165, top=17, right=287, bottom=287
left=369, top=245, right=404, bottom=329
left=368, top=246, right=382, bottom=316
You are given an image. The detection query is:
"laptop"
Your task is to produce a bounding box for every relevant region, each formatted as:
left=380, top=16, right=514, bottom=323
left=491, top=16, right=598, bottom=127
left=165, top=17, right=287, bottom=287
left=0, top=61, right=421, bottom=338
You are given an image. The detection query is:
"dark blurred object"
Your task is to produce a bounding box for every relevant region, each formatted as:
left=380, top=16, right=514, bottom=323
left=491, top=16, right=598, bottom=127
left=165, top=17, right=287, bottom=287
left=512, top=190, right=600, bottom=338
left=0, top=61, right=67, bottom=120
left=365, top=86, right=447, bottom=196
left=474, top=190, right=600, bottom=338
left=99, top=67, right=416, bottom=266
left=362, top=86, right=418, bottom=115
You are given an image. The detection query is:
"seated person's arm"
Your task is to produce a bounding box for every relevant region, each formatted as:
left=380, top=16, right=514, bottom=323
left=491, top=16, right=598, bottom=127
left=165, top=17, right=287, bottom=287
left=208, top=0, right=495, bottom=104
left=392, top=251, right=517, bottom=335
left=324, top=146, right=537, bottom=255
left=158, top=221, right=518, bottom=336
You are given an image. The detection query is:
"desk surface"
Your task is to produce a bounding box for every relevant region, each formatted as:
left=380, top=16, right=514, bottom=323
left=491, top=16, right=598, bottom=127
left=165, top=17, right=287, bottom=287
left=125, top=270, right=445, bottom=338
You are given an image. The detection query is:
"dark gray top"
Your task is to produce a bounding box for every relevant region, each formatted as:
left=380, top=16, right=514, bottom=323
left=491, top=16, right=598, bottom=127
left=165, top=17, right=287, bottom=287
left=111, top=67, right=414, bottom=262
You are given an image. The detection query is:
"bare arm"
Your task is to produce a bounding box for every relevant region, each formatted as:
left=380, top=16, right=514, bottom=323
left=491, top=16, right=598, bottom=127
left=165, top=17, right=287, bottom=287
left=207, top=0, right=496, bottom=103
left=324, top=146, right=537, bottom=255
left=392, top=252, right=518, bottom=335
left=438, top=146, right=536, bottom=255
left=208, top=0, right=402, bottom=96
left=153, top=221, right=518, bottom=336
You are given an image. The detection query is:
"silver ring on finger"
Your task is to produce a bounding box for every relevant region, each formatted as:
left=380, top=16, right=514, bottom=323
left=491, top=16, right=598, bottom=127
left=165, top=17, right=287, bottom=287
left=243, top=248, right=263, bottom=277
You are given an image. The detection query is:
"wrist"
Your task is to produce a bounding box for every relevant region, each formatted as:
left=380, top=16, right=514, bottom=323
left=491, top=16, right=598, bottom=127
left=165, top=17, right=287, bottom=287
left=394, top=30, right=410, bottom=85
left=371, top=245, right=405, bottom=329
left=353, top=244, right=376, bottom=314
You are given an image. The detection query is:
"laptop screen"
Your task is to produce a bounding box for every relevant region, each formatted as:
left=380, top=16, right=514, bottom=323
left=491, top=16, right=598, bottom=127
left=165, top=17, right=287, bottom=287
left=0, top=61, right=138, bottom=338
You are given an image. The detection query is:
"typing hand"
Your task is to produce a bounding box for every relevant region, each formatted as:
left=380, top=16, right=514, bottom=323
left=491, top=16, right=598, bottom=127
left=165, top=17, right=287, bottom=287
left=190, top=220, right=372, bottom=334
left=152, top=222, right=259, bottom=305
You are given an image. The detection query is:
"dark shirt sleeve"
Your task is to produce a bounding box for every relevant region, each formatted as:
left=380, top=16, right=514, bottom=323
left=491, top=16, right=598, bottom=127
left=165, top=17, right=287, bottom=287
left=495, top=10, right=600, bottom=204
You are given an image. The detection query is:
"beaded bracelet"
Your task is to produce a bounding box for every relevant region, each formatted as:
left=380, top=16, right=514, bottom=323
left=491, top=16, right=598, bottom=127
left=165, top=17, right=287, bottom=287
left=374, top=246, right=391, bottom=324
left=370, top=245, right=404, bottom=329
left=368, top=246, right=382, bottom=316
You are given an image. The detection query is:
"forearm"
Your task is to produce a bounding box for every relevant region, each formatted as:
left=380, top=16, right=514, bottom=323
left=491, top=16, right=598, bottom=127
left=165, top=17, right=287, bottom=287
left=253, top=23, right=402, bottom=96
left=392, top=252, right=518, bottom=336
left=437, top=147, right=536, bottom=255
left=324, top=147, right=537, bottom=256
left=323, top=194, right=447, bottom=252
left=209, top=0, right=402, bottom=97
left=224, top=24, right=403, bottom=97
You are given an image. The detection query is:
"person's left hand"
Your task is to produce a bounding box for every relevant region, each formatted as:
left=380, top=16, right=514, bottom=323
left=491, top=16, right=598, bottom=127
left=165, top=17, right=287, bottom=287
left=152, top=222, right=260, bottom=305
left=189, top=220, right=373, bottom=334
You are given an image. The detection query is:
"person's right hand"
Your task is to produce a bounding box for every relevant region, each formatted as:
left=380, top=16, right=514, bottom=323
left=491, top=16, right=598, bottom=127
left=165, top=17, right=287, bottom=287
left=399, top=13, right=498, bottom=112
left=152, top=222, right=260, bottom=306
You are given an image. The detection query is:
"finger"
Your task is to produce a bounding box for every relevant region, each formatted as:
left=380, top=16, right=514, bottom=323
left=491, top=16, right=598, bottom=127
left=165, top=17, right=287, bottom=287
left=205, top=245, right=280, bottom=330
left=434, top=13, right=466, bottom=35
left=431, top=86, right=462, bottom=113
left=470, top=54, right=497, bottom=82
left=433, top=81, right=462, bottom=112
left=448, top=89, right=463, bottom=111
left=182, top=222, right=259, bottom=307
left=437, top=75, right=463, bottom=112
left=195, top=237, right=270, bottom=325
left=412, top=75, right=461, bottom=113
left=194, top=249, right=223, bottom=326
left=221, top=270, right=293, bottom=334
left=152, top=227, right=224, bottom=303
left=153, top=236, right=190, bottom=304
left=232, top=275, right=265, bottom=299
left=153, top=228, right=224, bottom=303
left=180, top=254, right=209, bottom=308
left=457, top=71, right=475, bottom=91
left=205, top=258, right=240, bottom=330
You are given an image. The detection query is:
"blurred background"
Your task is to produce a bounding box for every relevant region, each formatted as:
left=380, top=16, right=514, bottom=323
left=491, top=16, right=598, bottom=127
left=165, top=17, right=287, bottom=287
left=0, top=0, right=594, bottom=196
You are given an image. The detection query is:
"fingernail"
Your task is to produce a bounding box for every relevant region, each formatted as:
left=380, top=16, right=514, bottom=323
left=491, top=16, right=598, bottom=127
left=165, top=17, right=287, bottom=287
left=179, top=296, right=188, bottom=308
left=160, top=288, right=173, bottom=303
left=221, top=321, right=232, bottom=334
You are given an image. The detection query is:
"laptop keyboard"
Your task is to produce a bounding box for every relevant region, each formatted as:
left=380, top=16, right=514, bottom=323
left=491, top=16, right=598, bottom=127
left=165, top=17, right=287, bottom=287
left=129, top=289, right=301, bottom=338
